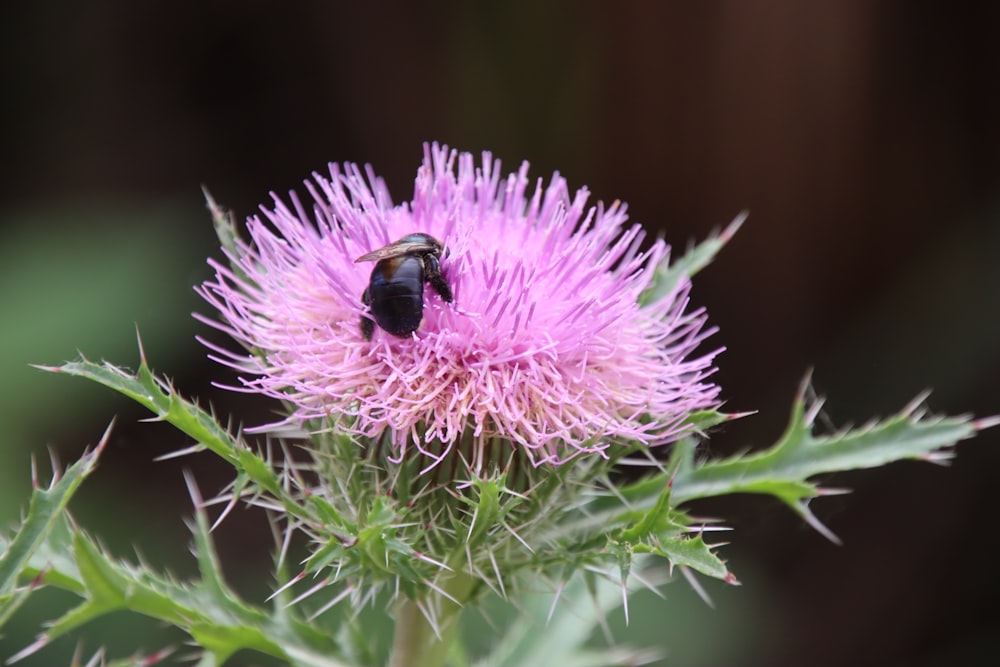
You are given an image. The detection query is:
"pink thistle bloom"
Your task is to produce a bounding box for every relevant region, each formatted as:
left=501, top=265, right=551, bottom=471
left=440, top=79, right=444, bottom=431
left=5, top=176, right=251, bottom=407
left=197, top=144, right=721, bottom=469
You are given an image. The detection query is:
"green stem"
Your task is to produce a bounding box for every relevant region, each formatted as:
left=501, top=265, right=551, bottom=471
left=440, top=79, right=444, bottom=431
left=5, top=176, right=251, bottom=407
left=388, top=571, right=476, bottom=667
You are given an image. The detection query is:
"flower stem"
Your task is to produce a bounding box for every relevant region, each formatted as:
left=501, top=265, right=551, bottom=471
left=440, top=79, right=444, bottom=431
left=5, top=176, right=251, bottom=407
left=388, top=571, right=476, bottom=667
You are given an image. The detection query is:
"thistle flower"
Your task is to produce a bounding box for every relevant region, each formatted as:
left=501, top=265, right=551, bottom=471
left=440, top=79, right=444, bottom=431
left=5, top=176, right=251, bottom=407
left=197, top=144, right=721, bottom=470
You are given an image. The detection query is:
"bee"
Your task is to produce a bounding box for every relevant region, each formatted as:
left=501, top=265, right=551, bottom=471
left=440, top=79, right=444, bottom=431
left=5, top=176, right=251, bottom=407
left=354, top=233, right=453, bottom=340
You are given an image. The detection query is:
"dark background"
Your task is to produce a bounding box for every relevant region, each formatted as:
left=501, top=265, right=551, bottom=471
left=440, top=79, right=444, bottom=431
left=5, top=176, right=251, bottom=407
left=2, top=3, right=998, bottom=666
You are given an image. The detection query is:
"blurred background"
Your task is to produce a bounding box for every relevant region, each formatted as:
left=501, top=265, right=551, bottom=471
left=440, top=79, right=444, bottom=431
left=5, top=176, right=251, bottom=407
left=2, top=2, right=998, bottom=665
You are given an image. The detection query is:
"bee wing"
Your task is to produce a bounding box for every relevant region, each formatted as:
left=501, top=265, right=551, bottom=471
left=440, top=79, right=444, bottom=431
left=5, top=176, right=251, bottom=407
left=354, top=240, right=438, bottom=263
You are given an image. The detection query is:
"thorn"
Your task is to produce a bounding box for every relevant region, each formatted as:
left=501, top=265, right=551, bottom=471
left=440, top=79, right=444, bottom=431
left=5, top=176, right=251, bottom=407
left=424, top=578, right=462, bottom=608
left=153, top=444, right=204, bottom=461
left=266, top=571, right=306, bottom=602
left=30, top=363, right=62, bottom=373
left=487, top=551, right=507, bottom=599
left=680, top=566, right=714, bottom=608
left=546, top=581, right=565, bottom=625
left=135, top=325, right=148, bottom=367
left=902, top=390, right=932, bottom=416
left=499, top=486, right=530, bottom=502
left=501, top=521, right=533, bottom=552
left=724, top=572, right=741, bottom=586
left=82, top=646, right=106, bottom=667
left=411, top=550, right=452, bottom=572
left=7, top=635, right=48, bottom=664
left=615, top=455, right=666, bottom=469
left=70, top=642, right=83, bottom=667
left=93, top=418, right=115, bottom=461
left=803, top=394, right=826, bottom=428
left=621, top=577, right=630, bottom=626
left=182, top=470, right=204, bottom=510
left=209, top=493, right=240, bottom=533
left=590, top=579, right=614, bottom=645
left=667, top=460, right=679, bottom=488
left=796, top=368, right=816, bottom=405
left=720, top=210, right=748, bottom=243
left=973, top=415, right=1000, bottom=431
left=629, top=568, right=667, bottom=599
left=140, top=645, right=176, bottom=665
left=274, top=515, right=296, bottom=571
left=286, top=577, right=330, bottom=608
left=202, top=185, right=220, bottom=214
left=307, top=585, right=354, bottom=620
left=795, top=501, right=843, bottom=545
left=47, top=448, right=62, bottom=485
left=138, top=415, right=168, bottom=424
left=464, top=506, right=480, bottom=543
left=919, top=451, right=955, bottom=466
left=687, top=524, right=732, bottom=533
left=416, top=598, right=444, bottom=640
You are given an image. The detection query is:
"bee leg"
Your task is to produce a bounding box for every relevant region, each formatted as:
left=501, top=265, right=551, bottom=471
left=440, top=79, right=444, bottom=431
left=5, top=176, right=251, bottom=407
left=423, top=254, right=453, bottom=302
left=361, top=316, right=375, bottom=341
left=360, top=288, right=375, bottom=340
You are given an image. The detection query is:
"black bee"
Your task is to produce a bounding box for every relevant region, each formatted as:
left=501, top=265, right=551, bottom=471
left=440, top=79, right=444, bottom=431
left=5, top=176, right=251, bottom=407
left=354, top=233, right=453, bottom=340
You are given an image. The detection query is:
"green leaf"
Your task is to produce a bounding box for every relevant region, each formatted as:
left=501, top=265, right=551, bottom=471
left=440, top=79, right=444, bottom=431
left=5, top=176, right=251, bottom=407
left=0, top=422, right=110, bottom=599
left=38, top=354, right=240, bottom=464
left=673, top=387, right=982, bottom=505
left=640, top=211, right=746, bottom=305
left=612, top=476, right=735, bottom=584
left=643, top=535, right=733, bottom=582
left=37, top=352, right=317, bottom=525
left=5, top=484, right=348, bottom=666
left=619, top=480, right=679, bottom=543
left=670, top=380, right=994, bottom=540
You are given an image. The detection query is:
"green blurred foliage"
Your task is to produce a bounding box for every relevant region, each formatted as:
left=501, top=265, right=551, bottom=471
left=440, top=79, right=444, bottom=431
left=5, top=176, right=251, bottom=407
left=0, top=200, right=209, bottom=500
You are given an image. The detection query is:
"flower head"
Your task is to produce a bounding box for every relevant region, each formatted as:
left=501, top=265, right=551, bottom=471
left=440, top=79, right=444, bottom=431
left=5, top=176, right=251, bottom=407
left=197, top=144, right=721, bottom=469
